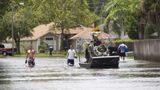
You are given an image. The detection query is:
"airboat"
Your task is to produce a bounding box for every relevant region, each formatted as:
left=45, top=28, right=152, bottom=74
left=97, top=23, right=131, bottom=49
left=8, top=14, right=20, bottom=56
left=79, top=56, right=119, bottom=68
left=71, top=27, right=120, bottom=68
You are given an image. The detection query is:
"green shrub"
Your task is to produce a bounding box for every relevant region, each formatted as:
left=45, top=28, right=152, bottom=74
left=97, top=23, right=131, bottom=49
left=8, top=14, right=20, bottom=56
left=113, top=39, right=136, bottom=51
left=113, top=39, right=135, bottom=43
left=38, top=42, right=48, bottom=53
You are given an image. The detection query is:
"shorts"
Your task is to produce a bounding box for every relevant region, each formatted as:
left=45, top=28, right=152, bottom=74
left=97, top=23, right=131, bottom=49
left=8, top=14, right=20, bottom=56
left=28, top=58, right=35, bottom=67
left=119, top=52, right=126, bottom=57
left=67, top=59, right=74, bottom=66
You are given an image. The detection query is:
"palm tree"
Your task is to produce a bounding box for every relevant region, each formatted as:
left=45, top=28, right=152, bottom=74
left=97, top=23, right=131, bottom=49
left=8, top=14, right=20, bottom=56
left=102, top=0, right=140, bottom=39
left=138, top=0, right=160, bottom=39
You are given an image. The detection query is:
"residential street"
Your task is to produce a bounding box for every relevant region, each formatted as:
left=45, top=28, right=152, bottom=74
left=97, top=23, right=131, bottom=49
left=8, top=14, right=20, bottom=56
left=0, top=57, right=160, bottom=90
left=1, top=0, right=160, bottom=90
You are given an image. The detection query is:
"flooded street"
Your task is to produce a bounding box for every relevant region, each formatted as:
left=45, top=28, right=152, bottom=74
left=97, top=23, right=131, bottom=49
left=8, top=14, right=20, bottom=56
left=0, top=57, right=160, bottom=90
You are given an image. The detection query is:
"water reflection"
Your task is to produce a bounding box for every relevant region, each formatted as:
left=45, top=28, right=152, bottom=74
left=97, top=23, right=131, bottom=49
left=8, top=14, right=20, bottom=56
left=0, top=57, right=160, bottom=90
left=0, top=62, right=11, bottom=85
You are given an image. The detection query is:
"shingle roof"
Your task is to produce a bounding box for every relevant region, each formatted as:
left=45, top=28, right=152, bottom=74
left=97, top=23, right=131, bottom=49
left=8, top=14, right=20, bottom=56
left=70, top=27, right=93, bottom=39
left=21, top=22, right=84, bottom=41
left=70, top=28, right=117, bottom=40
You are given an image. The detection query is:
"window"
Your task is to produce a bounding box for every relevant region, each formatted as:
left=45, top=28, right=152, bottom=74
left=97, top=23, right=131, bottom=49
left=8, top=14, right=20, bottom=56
left=45, top=37, right=53, bottom=40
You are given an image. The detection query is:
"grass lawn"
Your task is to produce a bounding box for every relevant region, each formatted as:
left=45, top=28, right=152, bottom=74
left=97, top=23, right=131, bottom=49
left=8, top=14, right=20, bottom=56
left=0, top=52, right=67, bottom=57
left=14, top=52, right=66, bottom=57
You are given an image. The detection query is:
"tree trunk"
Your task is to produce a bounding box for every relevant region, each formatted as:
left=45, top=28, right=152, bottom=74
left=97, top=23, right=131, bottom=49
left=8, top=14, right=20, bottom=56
left=138, top=25, right=144, bottom=39
left=60, top=24, right=64, bottom=51
left=14, top=37, right=21, bottom=54
left=139, top=17, right=145, bottom=39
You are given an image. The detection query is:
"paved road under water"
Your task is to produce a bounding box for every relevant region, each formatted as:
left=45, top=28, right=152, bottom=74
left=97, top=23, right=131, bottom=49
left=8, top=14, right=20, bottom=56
left=0, top=57, right=160, bottom=90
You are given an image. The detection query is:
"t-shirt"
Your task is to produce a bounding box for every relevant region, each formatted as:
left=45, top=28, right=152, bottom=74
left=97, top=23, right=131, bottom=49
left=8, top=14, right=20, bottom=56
left=119, top=46, right=126, bottom=53
left=118, top=44, right=128, bottom=53
left=67, top=49, right=76, bottom=59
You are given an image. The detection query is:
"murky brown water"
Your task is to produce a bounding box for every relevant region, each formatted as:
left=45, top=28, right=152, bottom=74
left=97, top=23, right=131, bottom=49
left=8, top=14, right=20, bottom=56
left=0, top=57, right=160, bottom=90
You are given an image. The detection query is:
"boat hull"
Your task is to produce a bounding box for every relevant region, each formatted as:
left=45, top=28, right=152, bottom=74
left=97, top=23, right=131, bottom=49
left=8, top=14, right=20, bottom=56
left=79, top=56, right=119, bottom=68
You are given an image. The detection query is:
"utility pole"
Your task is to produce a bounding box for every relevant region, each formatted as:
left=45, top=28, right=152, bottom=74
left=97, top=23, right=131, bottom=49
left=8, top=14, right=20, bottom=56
left=11, top=5, right=14, bottom=55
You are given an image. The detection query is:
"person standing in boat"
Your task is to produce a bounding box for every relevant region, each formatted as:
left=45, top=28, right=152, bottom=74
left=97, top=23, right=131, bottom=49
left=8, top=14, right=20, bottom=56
left=89, top=41, right=98, bottom=57
left=118, top=43, right=128, bottom=60
left=84, top=43, right=90, bottom=63
left=84, top=41, right=99, bottom=63
left=108, top=42, right=118, bottom=56
left=66, top=45, right=77, bottom=66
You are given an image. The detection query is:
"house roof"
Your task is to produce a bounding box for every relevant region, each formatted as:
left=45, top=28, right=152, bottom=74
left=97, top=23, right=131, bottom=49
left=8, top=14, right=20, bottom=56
left=21, top=22, right=84, bottom=41
left=70, top=28, right=117, bottom=40
left=70, top=27, right=93, bottom=39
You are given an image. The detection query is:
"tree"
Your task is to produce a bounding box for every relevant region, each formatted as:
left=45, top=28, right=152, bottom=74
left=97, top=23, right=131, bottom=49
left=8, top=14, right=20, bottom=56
left=1, top=0, right=98, bottom=52
left=1, top=0, right=42, bottom=54
left=87, top=0, right=108, bottom=26
left=0, top=0, right=11, bottom=17
left=102, top=0, right=160, bottom=39
left=36, top=0, right=98, bottom=50
left=0, top=0, right=11, bottom=42
left=102, top=0, right=141, bottom=39
left=138, top=0, right=160, bottom=39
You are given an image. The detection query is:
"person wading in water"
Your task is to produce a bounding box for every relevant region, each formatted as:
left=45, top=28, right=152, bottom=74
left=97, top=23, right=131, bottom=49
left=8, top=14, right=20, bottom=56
left=25, top=46, right=36, bottom=67
left=66, top=45, right=77, bottom=66
left=118, top=43, right=128, bottom=61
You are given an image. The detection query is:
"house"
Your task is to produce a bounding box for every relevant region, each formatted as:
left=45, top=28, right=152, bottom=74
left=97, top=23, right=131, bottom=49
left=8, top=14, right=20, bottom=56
left=20, top=22, right=87, bottom=53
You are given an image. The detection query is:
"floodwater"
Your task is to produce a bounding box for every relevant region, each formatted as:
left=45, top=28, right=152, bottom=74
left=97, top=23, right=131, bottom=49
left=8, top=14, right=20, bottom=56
left=0, top=57, right=160, bottom=90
